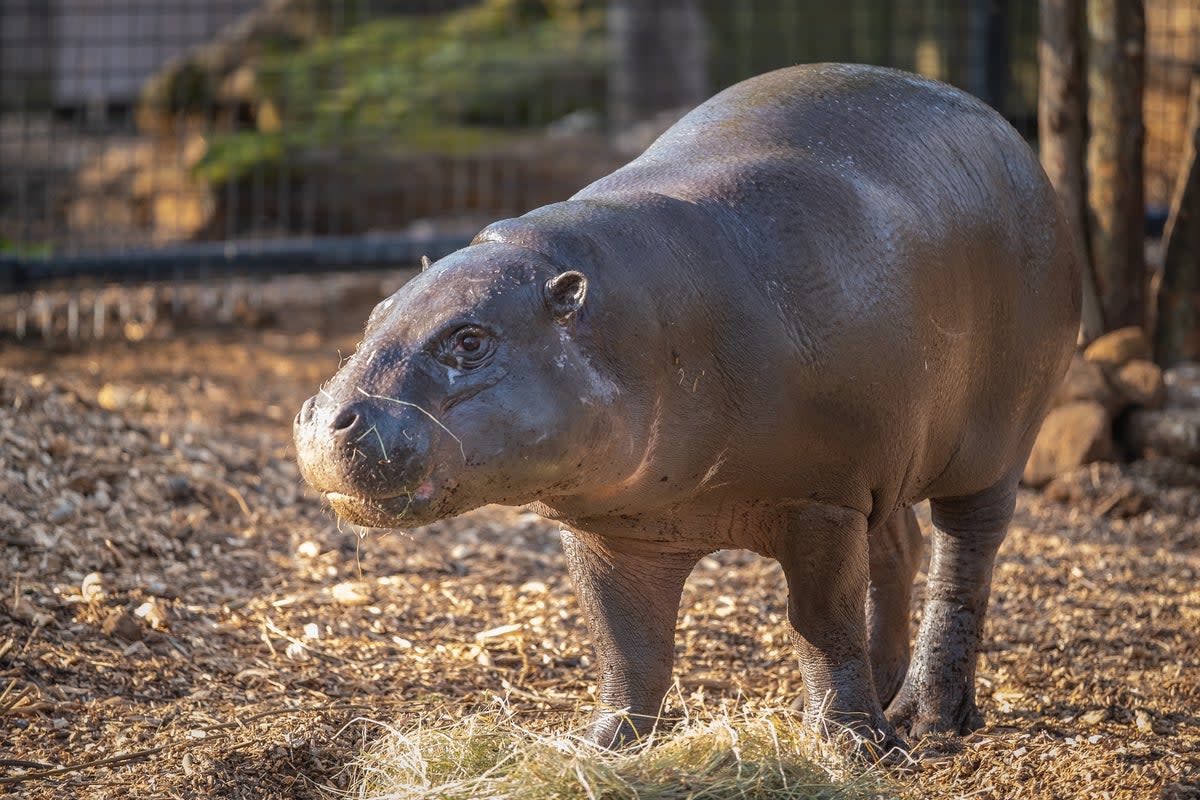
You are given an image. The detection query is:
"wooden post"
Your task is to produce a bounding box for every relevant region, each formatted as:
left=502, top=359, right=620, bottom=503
left=1155, top=74, right=1200, bottom=366
left=607, top=0, right=708, bottom=129
left=1086, top=0, right=1146, bottom=332
left=1039, top=0, right=1103, bottom=339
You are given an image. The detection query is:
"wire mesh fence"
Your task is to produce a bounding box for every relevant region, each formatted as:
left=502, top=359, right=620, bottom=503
left=0, top=0, right=1197, bottom=337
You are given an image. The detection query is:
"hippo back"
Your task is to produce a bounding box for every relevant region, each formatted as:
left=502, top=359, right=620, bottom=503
left=488, top=64, right=1081, bottom=521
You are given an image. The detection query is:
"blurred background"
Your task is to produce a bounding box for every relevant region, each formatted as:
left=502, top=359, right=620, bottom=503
left=0, top=0, right=1197, bottom=348
left=2, top=11, right=1200, bottom=796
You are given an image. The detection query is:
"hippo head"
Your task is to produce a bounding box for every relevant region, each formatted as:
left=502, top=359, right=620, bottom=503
left=293, top=242, right=622, bottom=528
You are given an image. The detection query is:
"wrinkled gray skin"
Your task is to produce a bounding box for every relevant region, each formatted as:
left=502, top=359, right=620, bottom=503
left=294, top=64, right=1081, bottom=753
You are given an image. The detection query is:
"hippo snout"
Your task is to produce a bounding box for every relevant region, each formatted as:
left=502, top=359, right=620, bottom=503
left=293, top=394, right=433, bottom=511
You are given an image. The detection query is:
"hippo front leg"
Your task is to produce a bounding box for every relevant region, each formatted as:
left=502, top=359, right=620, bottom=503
left=561, top=529, right=703, bottom=747
left=775, top=504, right=905, bottom=756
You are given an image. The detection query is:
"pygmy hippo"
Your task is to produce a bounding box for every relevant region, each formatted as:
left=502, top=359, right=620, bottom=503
left=294, top=63, right=1081, bottom=753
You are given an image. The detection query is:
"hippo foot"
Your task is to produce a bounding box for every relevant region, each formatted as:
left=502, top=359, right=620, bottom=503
left=853, top=730, right=915, bottom=770
left=584, top=711, right=664, bottom=749
left=788, top=656, right=909, bottom=713
left=886, top=684, right=984, bottom=739
left=808, top=712, right=910, bottom=766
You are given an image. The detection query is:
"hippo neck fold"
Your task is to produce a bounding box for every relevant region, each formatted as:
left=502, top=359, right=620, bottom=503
left=474, top=196, right=756, bottom=518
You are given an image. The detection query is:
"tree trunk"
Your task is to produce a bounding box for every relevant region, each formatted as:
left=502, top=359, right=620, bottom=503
left=1154, top=74, right=1200, bottom=367
left=1039, top=0, right=1103, bottom=340
left=607, top=0, right=708, bottom=130
left=1086, top=0, right=1146, bottom=332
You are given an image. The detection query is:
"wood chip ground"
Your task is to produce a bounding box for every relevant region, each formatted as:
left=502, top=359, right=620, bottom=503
left=1, top=283, right=1197, bottom=799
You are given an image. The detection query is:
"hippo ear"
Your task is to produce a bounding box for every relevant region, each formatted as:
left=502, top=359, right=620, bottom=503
left=544, top=270, right=588, bottom=322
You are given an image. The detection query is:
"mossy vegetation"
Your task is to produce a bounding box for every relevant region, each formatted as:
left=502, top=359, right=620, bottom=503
left=193, top=0, right=607, bottom=183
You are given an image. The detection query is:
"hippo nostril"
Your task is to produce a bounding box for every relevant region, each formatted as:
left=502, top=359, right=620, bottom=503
left=331, top=407, right=361, bottom=433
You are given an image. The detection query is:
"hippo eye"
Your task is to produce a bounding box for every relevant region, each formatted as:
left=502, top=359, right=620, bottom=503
left=443, top=326, right=493, bottom=369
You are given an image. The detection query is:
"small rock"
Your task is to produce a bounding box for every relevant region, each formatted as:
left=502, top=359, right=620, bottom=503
left=1054, top=353, right=1117, bottom=410
left=1023, top=401, right=1115, bottom=487
left=81, top=572, right=105, bottom=604
left=47, top=499, right=75, bottom=525
left=1083, top=326, right=1152, bottom=367
left=1081, top=708, right=1108, bottom=726
left=330, top=581, right=371, bottom=606
left=97, top=383, right=133, bottom=411
left=1109, top=359, right=1166, bottom=410
left=91, top=488, right=112, bottom=510
left=133, top=599, right=169, bottom=631
left=296, top=540, right=321, bottom=559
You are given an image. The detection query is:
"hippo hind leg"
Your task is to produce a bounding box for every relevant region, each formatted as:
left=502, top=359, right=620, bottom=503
left=867, top=506, right=923, bottom=707
left=887, top=472, right=1018, bottom=738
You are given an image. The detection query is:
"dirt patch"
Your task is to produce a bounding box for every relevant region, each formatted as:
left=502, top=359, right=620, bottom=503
left=1, top=293, right=1198, bottom=798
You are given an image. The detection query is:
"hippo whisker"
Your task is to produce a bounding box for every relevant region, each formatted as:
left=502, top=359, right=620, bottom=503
left=354, top=423, right=390, bottom=463
left=355, top=387, right=466, bottom=461
left=371, top=426, right=391, bottom=464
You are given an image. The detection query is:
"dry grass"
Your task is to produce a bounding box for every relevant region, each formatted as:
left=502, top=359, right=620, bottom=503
left=342, top=700, right=900, bottom=800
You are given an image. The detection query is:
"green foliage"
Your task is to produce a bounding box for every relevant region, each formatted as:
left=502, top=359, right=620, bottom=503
left=0, top=236, right=52, bottom=258
left=194, top=0, right=606, bottom=184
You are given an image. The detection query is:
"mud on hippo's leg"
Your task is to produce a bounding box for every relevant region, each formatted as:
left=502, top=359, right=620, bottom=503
left=887, top=473, right=1017, bottom=738
left=776, top=504, right=905, bottom=757
left=560, top=529, right=703, bottom=748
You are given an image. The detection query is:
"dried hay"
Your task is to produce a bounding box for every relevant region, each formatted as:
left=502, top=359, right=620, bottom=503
left=345, top=700, right=899, bottom=800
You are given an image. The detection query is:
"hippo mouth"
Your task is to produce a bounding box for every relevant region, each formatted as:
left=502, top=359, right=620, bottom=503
left=324, top=484, right=437, bottom=528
